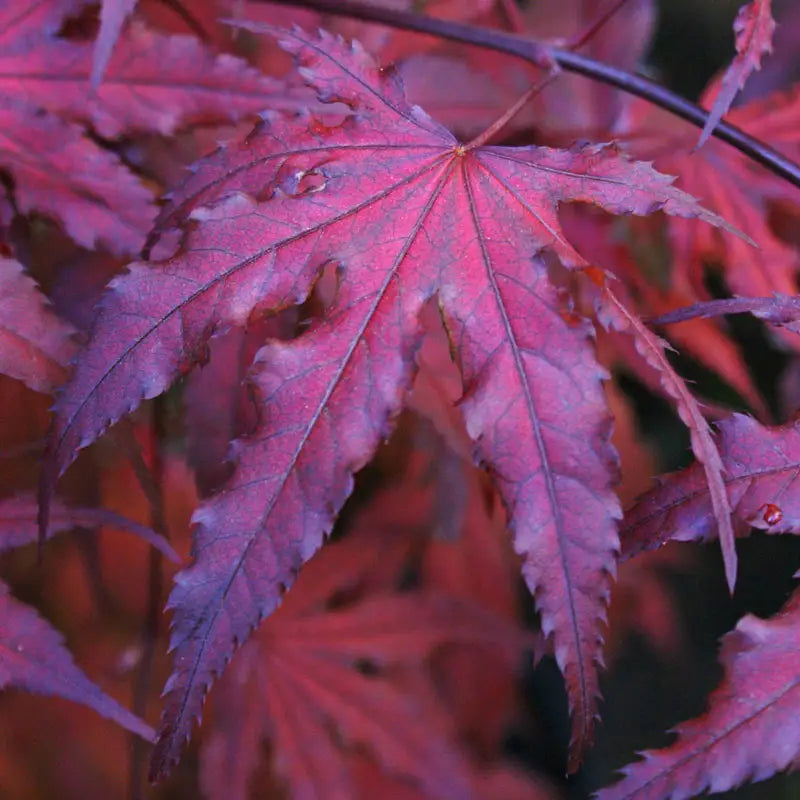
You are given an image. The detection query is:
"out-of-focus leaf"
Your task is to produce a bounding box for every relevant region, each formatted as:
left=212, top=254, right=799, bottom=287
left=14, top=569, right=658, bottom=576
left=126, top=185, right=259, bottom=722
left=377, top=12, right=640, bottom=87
left=0, top=583, right=154, bottom=742
left=0, top=258, right=75, bottom=393
left=598, top=587, right=800, bottom=800
left=698, top=0, right=775, bottom=148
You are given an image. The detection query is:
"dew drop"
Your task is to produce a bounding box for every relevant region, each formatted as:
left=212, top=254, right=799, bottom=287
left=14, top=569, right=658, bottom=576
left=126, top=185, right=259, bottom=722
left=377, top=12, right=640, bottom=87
left=761, top=503, right=783, bottom=526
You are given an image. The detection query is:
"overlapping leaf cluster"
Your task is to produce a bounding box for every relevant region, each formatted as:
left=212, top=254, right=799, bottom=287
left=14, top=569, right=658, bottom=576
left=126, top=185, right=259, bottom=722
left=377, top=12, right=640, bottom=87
left=1, top=0, right=800, bottom=798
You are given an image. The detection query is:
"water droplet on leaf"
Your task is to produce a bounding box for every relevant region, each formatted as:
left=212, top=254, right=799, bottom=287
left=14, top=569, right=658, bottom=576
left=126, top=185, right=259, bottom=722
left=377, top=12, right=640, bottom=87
left=760, top=503, right=783, bottom=526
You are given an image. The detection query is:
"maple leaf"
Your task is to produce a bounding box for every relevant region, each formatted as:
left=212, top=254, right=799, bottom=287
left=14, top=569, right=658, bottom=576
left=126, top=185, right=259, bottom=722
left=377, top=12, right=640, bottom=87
left=0, top=461, right=169, bottom=747
left=0, top=2, right=151, bottom=252
left=561, top=209, right=767, bottom=416
left=0, top=0, right=299, bottom=253
left=0, top=583, right=155, bottom=742
left=621, top=413, right=800, bottom=560
left=199, top=491, right=531, bottom=800
left=0, top=101, right=156, bottom=254
left=596, top=287, right=737, bottom=590
left=0, top=258, right=76, bottom=394
left=698, top=0, right=776, bottom=148
left=92, top=0, right=137, bottom=86
left=597, top=586, right=800, bottom=800
left=203, top=593, right=521, bottom=799
left=40, top=25, right=744, bottom=777
left=2, top=21, right=294, bottom=138
left=620, top=87, right=800, bottom=325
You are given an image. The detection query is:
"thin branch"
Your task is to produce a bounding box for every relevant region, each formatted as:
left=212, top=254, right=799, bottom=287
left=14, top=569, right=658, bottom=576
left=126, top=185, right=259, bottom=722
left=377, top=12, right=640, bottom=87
left=651, top=295, right=800, bottom=328
left=258, top=0, right=800, bottom=190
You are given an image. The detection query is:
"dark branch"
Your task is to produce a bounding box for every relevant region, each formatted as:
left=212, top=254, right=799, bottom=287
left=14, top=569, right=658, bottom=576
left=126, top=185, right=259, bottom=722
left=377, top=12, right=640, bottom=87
left=259, top=0, right=800, bottom=191
left=651, top=296, right=800, bottom=328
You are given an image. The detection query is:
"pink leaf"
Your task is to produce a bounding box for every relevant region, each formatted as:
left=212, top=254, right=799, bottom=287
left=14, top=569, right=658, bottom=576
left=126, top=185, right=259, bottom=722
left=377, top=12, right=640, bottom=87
left=597, top=287, right=737, bottom=591
left=199, top=516, right=529, bottom=800
left=619, top=89, right=799, bottom=342
left=597, top=587, right=800, bottom=800
left=0, top=0, right=307, bottom=251
left=0, top=583, right=154, bottom=741
left=0, top=103, right=156, bottom=254
left=0, top=21, right=302, bottom=139
left=698, top=0, right=776, bottom=148
left=622, top=414, right=800, bottom=559
left=92, top=0, right=138, bottom=87
left=0, top=258, right=76, bottom=394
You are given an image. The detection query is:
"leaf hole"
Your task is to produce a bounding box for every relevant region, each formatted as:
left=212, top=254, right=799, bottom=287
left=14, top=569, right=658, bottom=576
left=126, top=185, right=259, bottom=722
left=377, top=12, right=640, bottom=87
left=296, top=261, right=342, bottom=331
left=285, top=168, right=327, bottom=197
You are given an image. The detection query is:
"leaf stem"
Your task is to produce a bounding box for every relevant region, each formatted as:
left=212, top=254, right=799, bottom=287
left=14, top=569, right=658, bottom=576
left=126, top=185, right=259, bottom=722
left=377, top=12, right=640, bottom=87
left=258, top=0, right=800, bottom=190
left=464, top=69, right=560, bottom=150
left=565, top=0, right=634, bottom=51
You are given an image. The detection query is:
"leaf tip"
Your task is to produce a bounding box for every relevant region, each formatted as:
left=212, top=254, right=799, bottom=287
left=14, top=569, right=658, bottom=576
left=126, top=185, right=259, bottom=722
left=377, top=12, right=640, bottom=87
left=725, top=556, right=738, bottom=596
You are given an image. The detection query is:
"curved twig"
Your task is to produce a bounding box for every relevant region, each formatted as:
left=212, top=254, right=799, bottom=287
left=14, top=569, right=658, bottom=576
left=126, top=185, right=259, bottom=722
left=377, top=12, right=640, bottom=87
left=257, top=0, right=800, bottom=190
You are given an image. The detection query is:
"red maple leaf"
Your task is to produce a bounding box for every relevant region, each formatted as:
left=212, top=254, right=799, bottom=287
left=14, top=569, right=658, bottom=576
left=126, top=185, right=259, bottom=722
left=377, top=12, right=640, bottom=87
left=202, top=588, right=524, bottom=799
left=597, top=586, right=800, bottom=800
left=698, top=0, right=776, bottom=148
left=0, top=0, right=299, bottom=253
left=92, top=0, right=137, bottom=86
left=199, top=456, right=534, bottom=800
left=39, top=25, right=746, bottom=777
left=0, top=482, right=177, bottom=746
left=596, top=287, right=737, bottom=591
left=5, top=20, right=290, bottom=138
left=0, top=583, right=154, bottom=743
left=0, top=100, right=156, bottom=255
left=621, top=413, right=800, bottom=560
left=620, top=87, right=800, bottom=329
left=0, top=258, right=76, bottom=394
